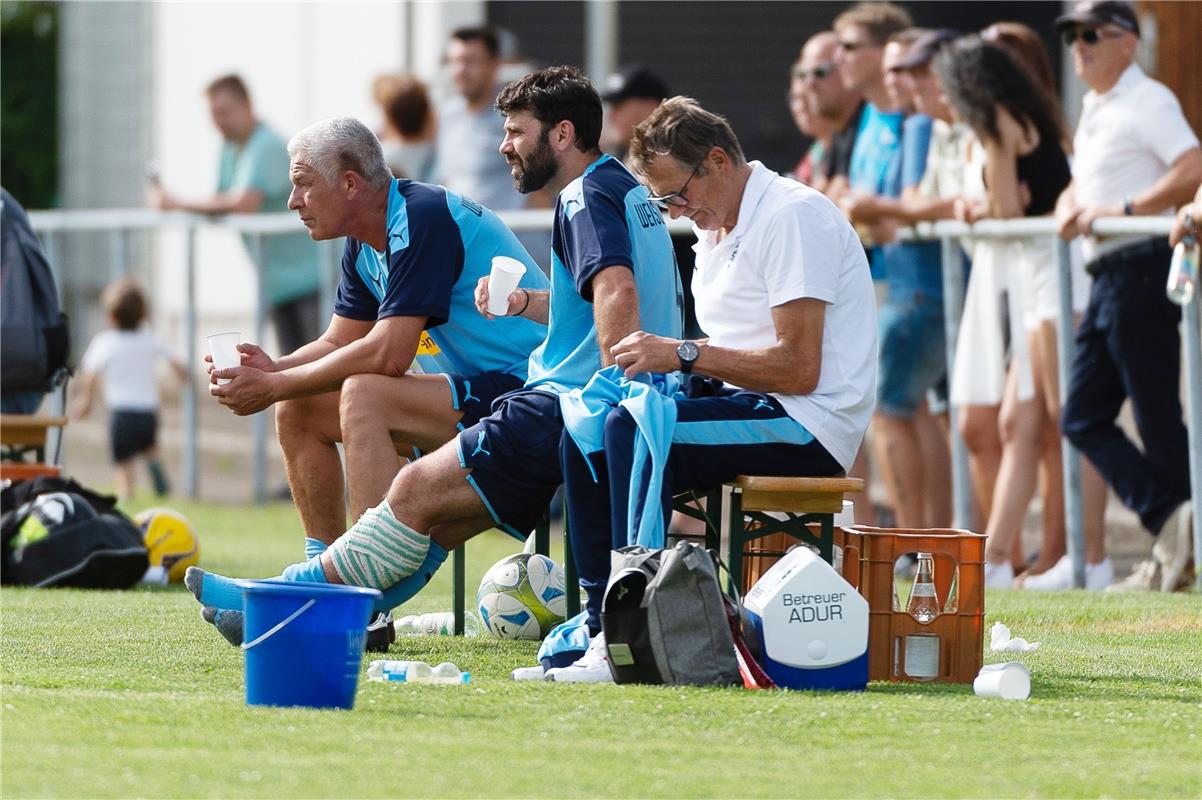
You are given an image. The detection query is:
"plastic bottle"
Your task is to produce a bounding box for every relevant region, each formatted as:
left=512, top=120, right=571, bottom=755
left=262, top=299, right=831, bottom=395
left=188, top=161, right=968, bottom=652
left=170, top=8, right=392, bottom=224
left=366, top=659, right=471, bottom=684
left=1167, top=230, right=1198, bottom=306
left=392, top=611, right=483, bottom=637
left=906, top=552, right=940, bottom=624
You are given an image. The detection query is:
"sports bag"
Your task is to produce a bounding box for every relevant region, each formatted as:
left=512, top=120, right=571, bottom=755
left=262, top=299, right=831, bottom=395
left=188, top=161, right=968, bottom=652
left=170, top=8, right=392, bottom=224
left=1, top=476, right=148, bottom=588
left=601, top=541, right=741, bottom=687
left=1, top=187, right=70, bottom=393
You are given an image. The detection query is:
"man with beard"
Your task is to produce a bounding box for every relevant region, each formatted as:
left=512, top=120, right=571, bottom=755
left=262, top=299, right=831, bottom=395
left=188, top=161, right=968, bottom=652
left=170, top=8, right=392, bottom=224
left=185, top=68, right=683, bottom=655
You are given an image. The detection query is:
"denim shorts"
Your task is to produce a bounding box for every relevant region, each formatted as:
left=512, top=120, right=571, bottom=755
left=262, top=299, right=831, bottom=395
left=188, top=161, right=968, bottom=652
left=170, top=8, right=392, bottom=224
left=877, top=292, right=947, bottom=417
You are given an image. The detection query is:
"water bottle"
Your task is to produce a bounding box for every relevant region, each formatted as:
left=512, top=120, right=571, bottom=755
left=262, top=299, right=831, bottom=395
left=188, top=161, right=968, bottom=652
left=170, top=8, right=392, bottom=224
left=1167, top=229, right=1198, bottom=306
left=906, top=552, right=940, bottom=624
left=366, top=659, right=470, bottom=684
left=392, top=610, right=482, bottom=637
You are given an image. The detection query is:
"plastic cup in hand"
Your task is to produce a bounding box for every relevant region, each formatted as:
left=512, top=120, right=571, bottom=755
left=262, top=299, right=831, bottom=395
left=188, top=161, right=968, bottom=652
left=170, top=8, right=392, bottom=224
left=207, top=332, right=241, bottom=385
left=973, top=662, right=1030, bottom=700
left=487, top=256, right=527, bottom=315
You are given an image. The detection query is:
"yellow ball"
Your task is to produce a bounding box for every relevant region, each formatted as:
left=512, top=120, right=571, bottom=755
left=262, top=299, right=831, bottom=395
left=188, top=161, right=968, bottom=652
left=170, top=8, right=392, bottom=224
left=134, top=507, right=199, bottom=582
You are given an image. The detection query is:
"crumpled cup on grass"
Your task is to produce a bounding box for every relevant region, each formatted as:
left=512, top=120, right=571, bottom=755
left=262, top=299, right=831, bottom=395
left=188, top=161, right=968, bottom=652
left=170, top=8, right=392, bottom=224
left=990, top=621, right=1040, bottom=652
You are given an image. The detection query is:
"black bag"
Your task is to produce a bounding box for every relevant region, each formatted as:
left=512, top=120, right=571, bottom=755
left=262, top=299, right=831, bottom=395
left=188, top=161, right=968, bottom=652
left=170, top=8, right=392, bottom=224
left=1, top=187, right=70, bottom=394
left=1, top=476, right=148, bottom=588
left=601, top=541, right=742, bottom=687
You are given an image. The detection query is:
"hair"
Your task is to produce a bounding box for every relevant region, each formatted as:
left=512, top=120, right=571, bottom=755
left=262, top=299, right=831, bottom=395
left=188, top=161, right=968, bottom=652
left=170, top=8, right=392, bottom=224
left=102, top=277, right=146, bottom=331
left=628, top=96, right=746, bottom=178
left=287, top=117, right=392, bottom=188
left=376, top=75, right=432, bottom=139
left=450, top=25, right=500, bottom=59
left=981, top=22, right=1057, bottom=95
left=833, top=2, right=914, bottom=45
left=205, top=74, right=250, bottom=104
left=495, top=66, right=603, bottom=153
left=933, top=35, right=1067, bottom=148
left=888, top=27, right=930, bottom=47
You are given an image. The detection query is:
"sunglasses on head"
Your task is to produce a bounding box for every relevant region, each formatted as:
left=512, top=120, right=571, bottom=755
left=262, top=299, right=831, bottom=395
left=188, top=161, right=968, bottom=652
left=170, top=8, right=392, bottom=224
left=792, top=62, right=835, bottom=82
left=1062, top=27, right=1123, bottom=46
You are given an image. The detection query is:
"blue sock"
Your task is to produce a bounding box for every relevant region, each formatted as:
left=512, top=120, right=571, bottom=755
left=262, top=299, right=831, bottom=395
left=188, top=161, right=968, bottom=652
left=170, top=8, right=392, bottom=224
left=373, top=541, right=449, bottom=613
left=191, top=570, right=246, bottom=611
left=280, top=553, right=330, bottom=583
left=305, top=537, right=329, bottom=559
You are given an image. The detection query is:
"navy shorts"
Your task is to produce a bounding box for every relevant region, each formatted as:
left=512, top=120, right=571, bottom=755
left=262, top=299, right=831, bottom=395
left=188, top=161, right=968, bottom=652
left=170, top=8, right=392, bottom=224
left=456, top=388, right=563, bottom=538
left=443, top=371, right=525, bottom=429
left=110, top=410, right=158, bottom=463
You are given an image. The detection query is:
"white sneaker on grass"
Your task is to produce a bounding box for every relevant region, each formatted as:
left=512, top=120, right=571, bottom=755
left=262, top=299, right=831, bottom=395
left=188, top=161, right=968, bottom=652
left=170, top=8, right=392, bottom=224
left=984, top=560, right=1015, bottom=589
left=511, top=665, right=546, bottom=681
left=1022, top=554, right=1114, bottom=590
left=544, top=633, right=614, bottom=684
left=1153, top=502, right=1194, bottom=593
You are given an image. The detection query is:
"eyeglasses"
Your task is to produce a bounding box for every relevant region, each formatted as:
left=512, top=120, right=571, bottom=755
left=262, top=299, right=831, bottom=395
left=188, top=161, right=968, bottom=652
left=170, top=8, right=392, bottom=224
left=838, top=39, right=875, bottom=52
left=791, top=62, right=835, bottom=82
left=647, top=163, right=702, bottom=210
left=1061, top=27, right=1124, bottom=46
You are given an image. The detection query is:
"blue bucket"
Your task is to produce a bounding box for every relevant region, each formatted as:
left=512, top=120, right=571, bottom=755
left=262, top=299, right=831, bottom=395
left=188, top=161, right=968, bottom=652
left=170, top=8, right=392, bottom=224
left=240, top=581, right=382, bottom=710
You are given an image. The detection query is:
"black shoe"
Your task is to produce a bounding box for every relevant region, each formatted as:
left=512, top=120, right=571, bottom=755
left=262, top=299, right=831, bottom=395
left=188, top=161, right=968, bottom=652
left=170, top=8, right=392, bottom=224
left=365, top=611, right=395, bottom=653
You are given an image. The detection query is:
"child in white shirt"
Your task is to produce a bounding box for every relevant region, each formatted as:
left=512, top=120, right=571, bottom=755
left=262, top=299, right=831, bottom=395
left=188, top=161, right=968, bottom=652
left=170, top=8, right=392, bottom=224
left=71, top=278, right=187, bottom=499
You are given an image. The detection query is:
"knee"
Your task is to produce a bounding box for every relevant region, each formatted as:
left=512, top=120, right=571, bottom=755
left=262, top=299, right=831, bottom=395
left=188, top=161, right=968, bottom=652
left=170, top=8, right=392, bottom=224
left=998, top=405, right=1040, bottom=446
left=339, top=374, right=389, bottom=438
left=602, top=406, right=637, bottom=446
left=275, top=397, right=312, bottom=444
left=959, top=414, right=998, bottom=456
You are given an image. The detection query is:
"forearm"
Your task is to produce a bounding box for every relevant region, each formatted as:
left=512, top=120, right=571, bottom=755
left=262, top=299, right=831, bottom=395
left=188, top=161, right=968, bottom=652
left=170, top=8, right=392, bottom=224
left=897, top=191, right=957, bottom=223
left=275, top=337, right=413, bottom=400
left=273, top=337, right=340, bottom=371
left=691, top=342, right=817, bottom=395
left=513, top=289, right=550, bottom=325
left=849, top=195, right=908, bottom=224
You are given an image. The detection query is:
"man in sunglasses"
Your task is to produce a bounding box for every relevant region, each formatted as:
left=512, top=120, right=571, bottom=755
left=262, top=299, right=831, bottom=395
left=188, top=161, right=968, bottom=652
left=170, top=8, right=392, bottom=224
left=1054, top=0, right=1202, bottom=591
left=553, top=98, right=875, bottom=679
left=789, top=31, right=863, bottom=194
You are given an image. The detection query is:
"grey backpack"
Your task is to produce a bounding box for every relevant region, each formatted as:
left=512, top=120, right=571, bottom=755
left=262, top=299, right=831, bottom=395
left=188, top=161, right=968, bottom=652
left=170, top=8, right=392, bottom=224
left=601, top=541, right=741, bottom=687
left=1, top=188, right=70, bottom=393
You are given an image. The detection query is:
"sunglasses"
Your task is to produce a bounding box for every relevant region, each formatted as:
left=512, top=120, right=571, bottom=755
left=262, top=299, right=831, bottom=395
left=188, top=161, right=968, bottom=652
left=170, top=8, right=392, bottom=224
left=838, top=39, right=876, bottom=52
left=1062, top=27, right=1124, bottom=46
left=791, top=62, right=835, bottom=82
left=647, top=162, right=702, bottom=210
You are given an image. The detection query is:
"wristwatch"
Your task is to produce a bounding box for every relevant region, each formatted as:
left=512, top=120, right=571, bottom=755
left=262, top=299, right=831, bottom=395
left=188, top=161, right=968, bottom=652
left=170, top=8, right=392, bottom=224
left=676, top=340, right=700, bottom=374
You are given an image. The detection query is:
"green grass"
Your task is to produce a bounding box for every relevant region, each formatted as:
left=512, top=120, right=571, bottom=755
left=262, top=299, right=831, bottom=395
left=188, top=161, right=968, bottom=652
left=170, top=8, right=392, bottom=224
left=3, top=497, right=1201, bottom=798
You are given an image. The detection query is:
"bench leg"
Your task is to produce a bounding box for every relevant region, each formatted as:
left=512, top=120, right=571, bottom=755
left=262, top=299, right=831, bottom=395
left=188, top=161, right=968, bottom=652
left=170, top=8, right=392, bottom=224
left=535, top=512, right=550, bottom=556
left=726, top=490, right=744, bottom=596
left=563, top=514, right=581, bottom=618
left=453, top=545, right=466, bottom=635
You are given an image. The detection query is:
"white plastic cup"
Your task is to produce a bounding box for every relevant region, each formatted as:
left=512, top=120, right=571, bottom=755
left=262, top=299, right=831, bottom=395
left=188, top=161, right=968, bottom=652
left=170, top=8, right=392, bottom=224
left=834, top=499, right=855, bottom=527
left=973, top=662, right=1031, bottom=701
left=487, top=256, right=527, bottom=315
left=207, top=331, right=241, bottom=385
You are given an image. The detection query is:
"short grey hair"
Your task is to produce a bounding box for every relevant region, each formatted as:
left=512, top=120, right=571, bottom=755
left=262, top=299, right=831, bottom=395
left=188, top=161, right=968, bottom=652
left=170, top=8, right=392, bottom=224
left=287, top=117, right=391, bottom=188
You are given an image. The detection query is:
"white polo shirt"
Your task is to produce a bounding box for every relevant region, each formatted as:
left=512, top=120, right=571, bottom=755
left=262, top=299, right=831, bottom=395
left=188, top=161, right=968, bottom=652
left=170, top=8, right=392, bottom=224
left=691, top=162, right=877, bottom=471
left=1072, top=63, right=1199, bottom=259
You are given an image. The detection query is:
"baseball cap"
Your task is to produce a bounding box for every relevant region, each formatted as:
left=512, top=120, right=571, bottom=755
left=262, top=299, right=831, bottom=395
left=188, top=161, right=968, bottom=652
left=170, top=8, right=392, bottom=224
left=1054, top=0, right=1140, bottom=37
left=601, top=65, right=670, bottom=103
left=893, top=28, right=960, bottom=70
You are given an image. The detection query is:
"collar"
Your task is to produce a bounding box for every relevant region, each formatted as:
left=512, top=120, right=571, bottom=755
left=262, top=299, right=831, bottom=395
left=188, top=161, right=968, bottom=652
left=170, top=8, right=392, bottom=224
left=694, top=161, right=775, bottom=250
left=1083, top=62, right=1145, bottom=109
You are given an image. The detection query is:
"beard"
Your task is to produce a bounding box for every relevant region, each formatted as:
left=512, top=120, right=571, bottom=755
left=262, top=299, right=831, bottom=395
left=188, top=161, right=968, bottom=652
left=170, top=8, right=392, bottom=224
left=508, top=131, right=557, bottom=194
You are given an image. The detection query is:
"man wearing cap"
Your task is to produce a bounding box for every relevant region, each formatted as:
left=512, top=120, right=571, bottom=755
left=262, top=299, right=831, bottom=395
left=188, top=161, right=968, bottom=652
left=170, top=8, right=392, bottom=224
left=1054, top=0, right=1202, bottom=591
left=600, top=65, right=670, bottom=163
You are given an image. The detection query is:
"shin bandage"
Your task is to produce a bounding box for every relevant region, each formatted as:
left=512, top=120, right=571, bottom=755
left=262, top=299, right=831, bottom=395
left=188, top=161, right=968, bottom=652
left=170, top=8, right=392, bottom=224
left=325, top=501, right=429, bottom=589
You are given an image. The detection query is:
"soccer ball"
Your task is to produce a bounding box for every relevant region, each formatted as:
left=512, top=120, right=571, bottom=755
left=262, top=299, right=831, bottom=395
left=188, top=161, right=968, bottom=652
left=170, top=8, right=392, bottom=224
left=476, top=553, right=567, bottom=640
left=134, top=507, right=199, bottom=582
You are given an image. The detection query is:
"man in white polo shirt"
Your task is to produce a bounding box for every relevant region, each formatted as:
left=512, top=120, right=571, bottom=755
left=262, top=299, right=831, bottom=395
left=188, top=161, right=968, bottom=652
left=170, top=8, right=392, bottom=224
left=552, top=97, right=877, bottom=681
left=1054, top=0, right=1202, bottom=592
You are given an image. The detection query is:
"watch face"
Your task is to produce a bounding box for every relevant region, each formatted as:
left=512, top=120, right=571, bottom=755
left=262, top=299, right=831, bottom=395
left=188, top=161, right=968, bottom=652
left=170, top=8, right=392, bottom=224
left=677, top=341, right=699, bottom=362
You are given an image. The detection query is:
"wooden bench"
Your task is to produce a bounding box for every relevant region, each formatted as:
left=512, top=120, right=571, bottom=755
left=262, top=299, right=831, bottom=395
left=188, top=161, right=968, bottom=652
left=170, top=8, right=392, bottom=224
left=1, top=414, right=67, bottom=482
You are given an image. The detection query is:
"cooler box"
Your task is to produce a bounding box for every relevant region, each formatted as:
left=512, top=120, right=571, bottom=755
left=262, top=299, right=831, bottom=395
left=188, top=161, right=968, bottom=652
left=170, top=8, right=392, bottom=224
left=743, top=546, right=869, bottom=691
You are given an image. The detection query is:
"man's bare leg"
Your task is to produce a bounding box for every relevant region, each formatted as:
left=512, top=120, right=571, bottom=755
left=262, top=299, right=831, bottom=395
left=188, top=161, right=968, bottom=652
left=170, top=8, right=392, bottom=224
left=340, top=373, right=463, bottom=521
left=275, top=391, right=346, bottom=545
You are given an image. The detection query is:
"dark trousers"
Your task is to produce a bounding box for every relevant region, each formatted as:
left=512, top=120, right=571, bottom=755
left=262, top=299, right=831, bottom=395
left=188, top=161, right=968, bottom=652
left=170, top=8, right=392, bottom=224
left=564, top=377, right=842, bottom=634
left=1061, top=238, right=1190, bottom=535
left=270, top=291, right=322, bottom=356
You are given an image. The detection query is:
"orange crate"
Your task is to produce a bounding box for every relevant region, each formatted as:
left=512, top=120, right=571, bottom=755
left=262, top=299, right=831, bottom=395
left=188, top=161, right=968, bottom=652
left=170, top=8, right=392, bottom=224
left=0, top=462, right=61, bottom=482
left=843, top=525, right=985, bottom=684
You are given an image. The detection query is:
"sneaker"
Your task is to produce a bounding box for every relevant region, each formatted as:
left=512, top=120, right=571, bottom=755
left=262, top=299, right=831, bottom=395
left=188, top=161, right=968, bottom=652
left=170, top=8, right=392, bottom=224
left=365, top=611, right=395, bottom=653
left=1153, top=502, right=1194, bottom=593
left=544, top=633, right=614, bottom=684
left=1106, top=559, right=1160, bottom=592
left=511, top=665, right=546, bottom=681
left=984, top=560, right=1015, bottom=589
left=1021, top=554, right=1114, bottom=590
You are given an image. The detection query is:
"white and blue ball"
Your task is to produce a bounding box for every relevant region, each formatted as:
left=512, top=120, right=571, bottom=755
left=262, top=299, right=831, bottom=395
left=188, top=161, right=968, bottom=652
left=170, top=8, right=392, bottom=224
left=476, top=553, right=566, bottom=640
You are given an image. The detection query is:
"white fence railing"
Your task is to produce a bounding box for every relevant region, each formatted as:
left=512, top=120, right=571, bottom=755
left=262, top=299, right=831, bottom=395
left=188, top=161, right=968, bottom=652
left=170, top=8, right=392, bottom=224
left=25, top=209, right=1202, bottom=590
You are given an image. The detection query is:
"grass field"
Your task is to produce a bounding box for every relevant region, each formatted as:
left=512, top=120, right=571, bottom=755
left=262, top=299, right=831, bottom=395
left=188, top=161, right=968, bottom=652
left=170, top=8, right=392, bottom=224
left=2, top=496, right=1200, bottom=798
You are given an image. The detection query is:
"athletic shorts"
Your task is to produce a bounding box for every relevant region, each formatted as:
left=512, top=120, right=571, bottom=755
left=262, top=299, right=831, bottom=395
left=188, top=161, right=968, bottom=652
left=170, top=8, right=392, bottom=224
left=443, top=371, right=525, bottom=430
left=456, top=388, right=564, bottom=538
left=110, top=410, right=157, bottom=463
left=877, top=291, right=947, bottom=417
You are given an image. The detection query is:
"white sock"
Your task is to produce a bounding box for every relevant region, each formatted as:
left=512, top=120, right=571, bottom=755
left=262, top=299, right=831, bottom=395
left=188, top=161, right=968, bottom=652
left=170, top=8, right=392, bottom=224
left=325, top=501, right=429, bottom=589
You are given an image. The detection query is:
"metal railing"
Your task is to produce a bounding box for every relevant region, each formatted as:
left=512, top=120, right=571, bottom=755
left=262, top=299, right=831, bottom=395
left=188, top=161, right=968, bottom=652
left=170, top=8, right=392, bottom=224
left=25, top=208, right=1201, bottom=590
